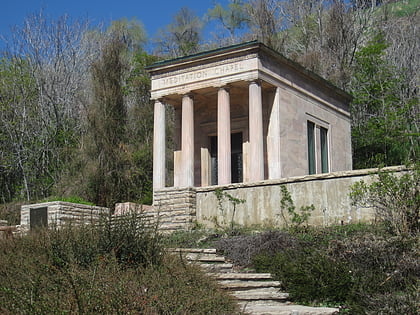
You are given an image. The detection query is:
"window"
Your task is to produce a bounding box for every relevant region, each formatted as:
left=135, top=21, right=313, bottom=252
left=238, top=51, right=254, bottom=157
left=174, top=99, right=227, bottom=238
left=307, top=120, right=329, bottom=174
left=307, top=121, right=316, bottom=175
left=320, top=127, right=329, bottom=173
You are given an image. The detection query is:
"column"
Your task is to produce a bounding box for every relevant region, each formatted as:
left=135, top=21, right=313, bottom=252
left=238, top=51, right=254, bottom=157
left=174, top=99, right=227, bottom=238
left=173, top=107, right=182, bottom=187
left=182, top=94, right=194, bottom=187
left=217, top=87, right=231, bottom=185
left=249, top=80, right=264, bottom=181
left=153, top=99, right=166, bottom=189
left=267, top=87, right=281, bottom=179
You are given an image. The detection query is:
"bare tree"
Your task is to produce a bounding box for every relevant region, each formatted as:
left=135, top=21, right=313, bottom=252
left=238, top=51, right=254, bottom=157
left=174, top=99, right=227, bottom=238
left=155, top=7, right=203, bottom=58
left=0, top=11, right=97, bottom=201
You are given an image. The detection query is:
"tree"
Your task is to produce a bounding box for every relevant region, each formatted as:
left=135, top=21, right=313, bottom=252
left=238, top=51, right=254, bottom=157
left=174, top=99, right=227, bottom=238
left=0, top=12, right=94, bottom=202
left=155, top=7, right=203, bottom=58
left=350, top=33, right=419, bottom=168
left=85, top=36, right=128, bottom=207
left=245, top=0, right=282, bottom=48
left=207, top=0, right=249, bottom=44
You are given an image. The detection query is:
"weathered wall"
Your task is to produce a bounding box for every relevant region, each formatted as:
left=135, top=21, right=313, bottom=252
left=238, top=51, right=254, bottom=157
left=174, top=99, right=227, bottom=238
left=152, top=187, right=197, bottom=232
left=21, top=202, right=109, bottom=230
left=195, top=166, right=406, bottom=228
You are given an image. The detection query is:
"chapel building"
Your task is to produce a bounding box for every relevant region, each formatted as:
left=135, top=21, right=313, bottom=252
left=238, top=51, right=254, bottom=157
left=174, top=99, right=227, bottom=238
left=147, top=41, right=352, bottom=196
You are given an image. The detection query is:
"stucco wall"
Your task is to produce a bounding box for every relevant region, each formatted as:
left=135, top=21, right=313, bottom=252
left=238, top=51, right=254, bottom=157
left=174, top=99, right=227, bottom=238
left=195, top=166, right=406, bottom=228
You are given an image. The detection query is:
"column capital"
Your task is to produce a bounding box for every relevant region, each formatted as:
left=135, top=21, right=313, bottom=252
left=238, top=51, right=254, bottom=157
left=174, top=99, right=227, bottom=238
left=216, top=85, right=230, bottom=92
left=248, top=79, right=262, bottom=86
left=183, top=92, right=195, bottom=100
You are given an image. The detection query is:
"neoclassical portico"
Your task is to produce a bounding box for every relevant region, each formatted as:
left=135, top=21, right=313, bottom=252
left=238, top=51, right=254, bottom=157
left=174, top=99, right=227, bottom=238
left=148, top=41, right=352, bottom=195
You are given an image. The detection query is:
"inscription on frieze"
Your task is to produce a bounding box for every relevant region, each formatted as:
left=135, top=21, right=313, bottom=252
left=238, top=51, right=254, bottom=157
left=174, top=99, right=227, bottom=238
left=152, top=60, right=253, bottom=90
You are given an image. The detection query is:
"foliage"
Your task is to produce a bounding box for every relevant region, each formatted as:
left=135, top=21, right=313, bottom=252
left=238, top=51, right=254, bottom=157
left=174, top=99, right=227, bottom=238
left=162, top=227, right=221, bottom=249
left=350, top=33, right=419, bottom=168
left=0, top=216, right=239, bottom=314
left=350, top=166, right=420, bottom=236
left=216, top=230, right=300, bottom=267
left=155, top=7, right=203, bottom=57
left=254, top=248, right=352, bottom=305
left=247, top=226, right=419, bottom=313
left=0, top=202, right=23, bottom=225
left=214, top=188, right=245, bottom=230
left=279, top=185, right=314, bottom=229
left=41, top=196, right=95, bottom=206
left=207, top=0, right=249, bottom=39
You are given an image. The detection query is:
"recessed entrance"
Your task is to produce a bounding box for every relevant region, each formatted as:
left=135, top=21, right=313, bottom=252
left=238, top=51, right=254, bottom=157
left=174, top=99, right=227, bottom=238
left=210, top=132, right=243, bottom=185
left=30, top=207, right=48, bottom=229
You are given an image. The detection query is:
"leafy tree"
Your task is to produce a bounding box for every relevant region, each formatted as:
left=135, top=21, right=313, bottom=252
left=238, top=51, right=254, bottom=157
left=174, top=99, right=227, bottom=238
left=84, top=36, right=128, bottom=207
left=207, top=0, right=249, bottom=42
left=155, top=7, right=203, bottom=57
left=350, top=33, right=419, bottom=168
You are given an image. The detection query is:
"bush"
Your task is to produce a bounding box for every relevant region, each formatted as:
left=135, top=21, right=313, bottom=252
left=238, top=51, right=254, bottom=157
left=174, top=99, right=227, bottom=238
left=253, top=249, right=352, bottom=305
left=350, top=165, right=419, bottom=236
left=216, top=231, right=300, bottom=267
left=246, top=226, right=419, bottom=313
left=0, top=215, right=240, bottom=314
left=0, top=202, right=22, bottom=225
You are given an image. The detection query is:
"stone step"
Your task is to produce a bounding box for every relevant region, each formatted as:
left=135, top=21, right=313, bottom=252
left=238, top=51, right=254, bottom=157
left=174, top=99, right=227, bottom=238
left=168, top=248, right=217, bottom=254
left=212, top=273, right=274, bottom=280
left=199, top=263, right=234, bottom=272
left=220, top=280, right=282, bottom=290
left=238, top=301, right=339, bottom=315
left=184, top=253, right=226, bottom=262
left=231, top=288, right=289, bottom=301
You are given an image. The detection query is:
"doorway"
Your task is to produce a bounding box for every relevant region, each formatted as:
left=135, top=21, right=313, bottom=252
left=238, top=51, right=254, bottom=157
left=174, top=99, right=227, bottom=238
left=210, top=132, right=243, bottom=185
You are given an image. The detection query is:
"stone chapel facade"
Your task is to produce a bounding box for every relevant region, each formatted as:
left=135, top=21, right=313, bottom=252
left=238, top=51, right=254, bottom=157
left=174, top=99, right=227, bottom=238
left=148, top=41, right=352, bottom=199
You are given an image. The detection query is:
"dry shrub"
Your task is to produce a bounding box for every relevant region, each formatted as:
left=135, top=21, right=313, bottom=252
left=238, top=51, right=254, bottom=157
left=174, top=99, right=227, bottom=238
left=216, top=231, right=300, bottom=266
left=0, top=216, right=239, bottom=314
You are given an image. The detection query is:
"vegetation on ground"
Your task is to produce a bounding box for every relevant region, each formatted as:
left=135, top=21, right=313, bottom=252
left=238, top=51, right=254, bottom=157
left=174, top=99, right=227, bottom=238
left=0, top=214, right=240, bottom=314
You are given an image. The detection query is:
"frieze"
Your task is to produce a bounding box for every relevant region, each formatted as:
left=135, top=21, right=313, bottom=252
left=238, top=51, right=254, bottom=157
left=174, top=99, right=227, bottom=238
left=152, top=54, right=257, bottom=79
left=151, top=56, right=257, bottom=90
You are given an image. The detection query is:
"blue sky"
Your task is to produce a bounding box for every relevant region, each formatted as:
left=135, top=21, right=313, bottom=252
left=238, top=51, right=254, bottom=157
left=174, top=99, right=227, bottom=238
left=1, top=0, right=231, bottom=47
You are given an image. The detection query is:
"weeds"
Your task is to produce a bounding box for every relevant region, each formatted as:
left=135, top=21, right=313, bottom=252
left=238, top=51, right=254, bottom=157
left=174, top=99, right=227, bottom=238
left=279, top=185, right=314, bottom=229
left=0, top=214, right=240, bottom=314
left=350, top=165, right=419, bottom=236
left=214, top=188, right=245, bottom=230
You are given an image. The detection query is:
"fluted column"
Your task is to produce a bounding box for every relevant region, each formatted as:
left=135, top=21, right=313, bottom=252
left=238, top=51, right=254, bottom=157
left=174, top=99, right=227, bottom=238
left=153, top=99, right=166, bottom=189
left=182, top=94, right=194, bottom=187
left=217, top=87, right=231, bottom=185
left=249, top=80, right=264, bottom=181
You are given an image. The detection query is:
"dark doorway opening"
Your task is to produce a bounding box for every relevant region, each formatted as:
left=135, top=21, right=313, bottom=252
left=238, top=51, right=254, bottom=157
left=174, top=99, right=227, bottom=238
left=30, top=207, right=48, bottom=229
left=210, top=132, right=243, bottom=185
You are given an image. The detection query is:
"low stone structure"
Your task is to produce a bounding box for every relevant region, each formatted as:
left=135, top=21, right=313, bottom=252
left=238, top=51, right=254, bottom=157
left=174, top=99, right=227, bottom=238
left=20, top=201, right=109, bottom=230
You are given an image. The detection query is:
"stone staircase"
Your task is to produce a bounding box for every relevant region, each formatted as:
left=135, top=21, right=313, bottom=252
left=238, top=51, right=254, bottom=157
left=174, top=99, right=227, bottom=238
left=168, top=248, right=339, bottom=315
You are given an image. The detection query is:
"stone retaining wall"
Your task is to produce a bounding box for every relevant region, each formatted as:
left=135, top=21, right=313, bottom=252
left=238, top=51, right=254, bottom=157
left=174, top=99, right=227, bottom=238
left=195, top=166, right=407, bottom=228
left=21, top=202, right=110, bottom=230
left=152, top=187, right=197, bottom=231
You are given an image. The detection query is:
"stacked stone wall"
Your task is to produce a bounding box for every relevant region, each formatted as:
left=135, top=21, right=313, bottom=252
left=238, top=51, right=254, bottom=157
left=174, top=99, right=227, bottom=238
left=152, top=187, right=196, bottom=232
left=21, top=202, right=109, bottom=230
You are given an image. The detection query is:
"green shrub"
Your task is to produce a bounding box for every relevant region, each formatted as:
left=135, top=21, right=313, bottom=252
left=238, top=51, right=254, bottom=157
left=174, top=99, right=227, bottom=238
left=249, top=227, right=419, bottom=313
left=42, top=195, right=96, bottom=206
left=253, top=248, right=352, bottom=305
left=350, top=165, right=419, bottom=236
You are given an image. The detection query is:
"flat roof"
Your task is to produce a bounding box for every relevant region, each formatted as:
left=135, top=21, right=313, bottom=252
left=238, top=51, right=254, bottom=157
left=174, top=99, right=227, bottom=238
left=147, top=41, right=352, bottom=101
